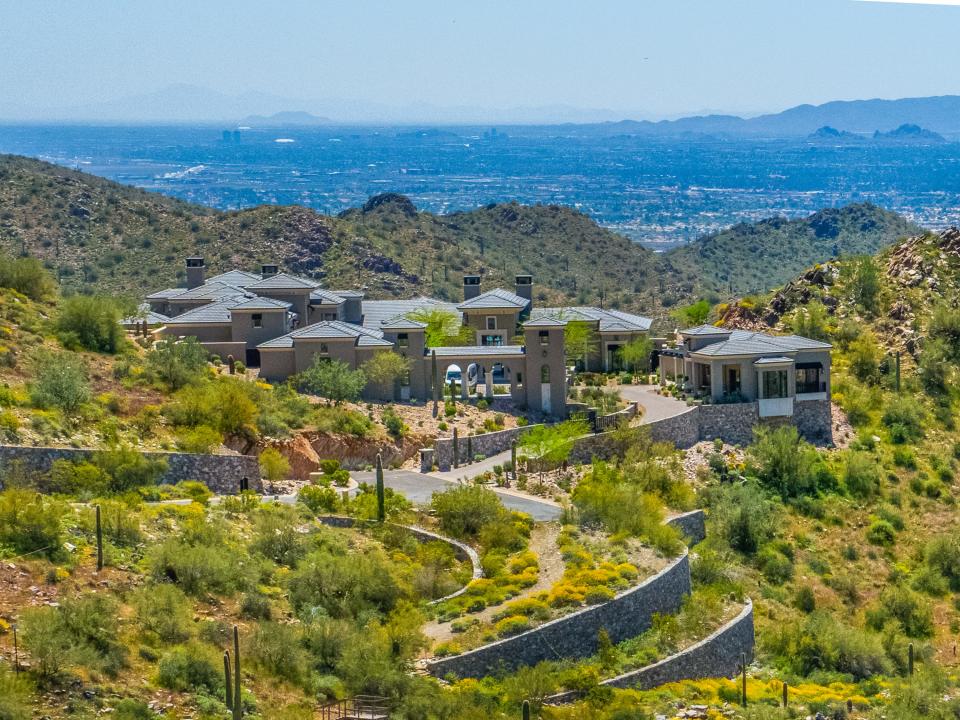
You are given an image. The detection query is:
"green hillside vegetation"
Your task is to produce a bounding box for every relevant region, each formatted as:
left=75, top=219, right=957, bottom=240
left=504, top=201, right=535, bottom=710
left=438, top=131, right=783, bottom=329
left=0, top=155, right=917, bottom=318
left=666, top=203, right=920, bottom=297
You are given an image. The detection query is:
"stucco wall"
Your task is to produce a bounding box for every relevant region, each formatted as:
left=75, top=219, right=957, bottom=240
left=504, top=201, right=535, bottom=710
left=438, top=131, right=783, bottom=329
left=426, top=551, right=691, bottom=679
left=546, top=600, right=755, bottom=703
left=0, top=445, right=261, bottom=494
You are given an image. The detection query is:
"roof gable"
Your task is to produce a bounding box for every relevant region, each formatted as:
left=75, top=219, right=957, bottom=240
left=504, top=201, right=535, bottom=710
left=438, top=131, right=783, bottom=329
left=457, top=287, right=529, bottom=310
left=246, top=273, right=319, bottom=291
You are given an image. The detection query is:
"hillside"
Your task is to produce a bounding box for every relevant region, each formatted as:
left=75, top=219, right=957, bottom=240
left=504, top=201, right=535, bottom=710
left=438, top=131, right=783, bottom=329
left=666, top=203, right=920, bottom=297
left=0, top=154, right=918, bottom=319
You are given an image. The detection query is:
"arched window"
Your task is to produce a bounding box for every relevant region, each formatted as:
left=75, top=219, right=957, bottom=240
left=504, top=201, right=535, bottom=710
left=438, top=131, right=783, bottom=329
left=540, top=365, right=550, bottom=383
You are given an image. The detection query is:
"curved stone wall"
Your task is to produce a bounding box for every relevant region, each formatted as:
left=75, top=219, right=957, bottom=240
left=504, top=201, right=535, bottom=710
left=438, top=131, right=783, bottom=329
left=426, top=551, right=691, bottom=679
left=545, top=600, right=755, bottom=704
left=666, top=509, right=706, bottom=546
left=314, top=516, right=483, bottom=605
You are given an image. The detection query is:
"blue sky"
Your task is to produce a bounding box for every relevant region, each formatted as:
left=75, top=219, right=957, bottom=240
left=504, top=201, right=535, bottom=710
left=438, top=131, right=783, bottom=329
left=3, top=0, right=960, bottom=121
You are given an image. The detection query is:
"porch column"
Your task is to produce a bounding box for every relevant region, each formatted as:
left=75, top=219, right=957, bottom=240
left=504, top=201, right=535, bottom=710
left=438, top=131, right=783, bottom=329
left=461, top=372, right=469, bottom=400
left=485, top=366, right=494, bottom=399
left=710, top=360, right=723, bottom=401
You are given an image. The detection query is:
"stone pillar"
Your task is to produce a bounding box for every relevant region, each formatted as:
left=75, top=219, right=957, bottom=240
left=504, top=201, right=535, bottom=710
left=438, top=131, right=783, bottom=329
left=485, top=367, right=494, bottom=399
left=461, top=373, right=469, bottom=400
left=710, top=361, right=723, bottom=401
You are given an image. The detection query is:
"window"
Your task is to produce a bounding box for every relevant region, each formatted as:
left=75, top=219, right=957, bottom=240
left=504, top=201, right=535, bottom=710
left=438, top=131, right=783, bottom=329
left=796, top=363, right=823, bottom=394
left=319, top=343, right=329, bottom=354
left=251, top=313, right=263, bottom=328
left=539, top=330, right=550, bottom=346
left=322, top=313, right=336, bottom=321
left=397, top=333, right=409, bottom=348
left=486, top=316, right=497, bottom=330
left=762, top=369, right=789, bottom=399
left=482, top=334, right=503, bottom=347
left=540, top=365, right=550, bottom=383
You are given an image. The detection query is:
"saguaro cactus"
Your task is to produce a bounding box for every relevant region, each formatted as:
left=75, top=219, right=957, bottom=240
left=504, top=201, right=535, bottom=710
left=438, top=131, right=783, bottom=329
left=467, top=435, right=473, bottom=464
left=95, top=504, right=103, bottom=572
left=741, top=652, right=747, bottom=706
left=233, top=626, right=242, bottom=720
left=511, top=440, right=518, bottom=482
left=223, top=651, right=233, bottom=710
left=452, top=427, right=460, bottom=469
left=522, top=700, right=530, bottom=720
left=375, top=453, right=386, bottom=523
left=431, top=350, right=439, bottom=417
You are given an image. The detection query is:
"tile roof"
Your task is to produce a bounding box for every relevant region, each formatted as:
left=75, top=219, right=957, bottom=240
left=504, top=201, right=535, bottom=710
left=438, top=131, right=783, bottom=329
left=257, top=320, right=391, bottom=349
left=361, top=297, right=461, bottom=329
left=457, top=287, right=530, bottom=310
left=690, top=330, right=832, bottom=358
left=122, top=307, right=170, bottom=325
left=206, top=270, right=263, bottom=287
left=245, top=273, right=319, bottom=291
left=530, top=306, right=653, bottom=332
left=146, top=287, right=187, bottom=300
left=523, top=316, right=568, bottom=328
left=230, top=297, right=292, bottom=311
left=330, top=289, right=365, bottom=298
left=680, top=324, right=732, bottom=336
left=168, top=281, right=251, bottom=302
left=379, top=315, right=428, bottom=330
left=310, top=289, right=347, bottom=305
left=164, top=298, right=243, bottom=324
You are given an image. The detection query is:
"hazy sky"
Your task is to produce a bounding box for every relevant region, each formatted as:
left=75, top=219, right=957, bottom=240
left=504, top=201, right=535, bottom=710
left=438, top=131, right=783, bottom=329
left=3, top=0, right=960, bottom=121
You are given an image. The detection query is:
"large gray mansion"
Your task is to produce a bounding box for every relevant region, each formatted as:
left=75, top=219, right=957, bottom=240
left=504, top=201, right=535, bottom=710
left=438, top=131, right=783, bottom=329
left=141, top=258, right=832, bottom=430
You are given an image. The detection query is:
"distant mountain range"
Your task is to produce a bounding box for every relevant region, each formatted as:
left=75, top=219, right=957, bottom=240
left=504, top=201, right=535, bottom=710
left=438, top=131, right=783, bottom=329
left=564, top=96, right=960, bottom=138
left=240, top=111, right=332, bottom=127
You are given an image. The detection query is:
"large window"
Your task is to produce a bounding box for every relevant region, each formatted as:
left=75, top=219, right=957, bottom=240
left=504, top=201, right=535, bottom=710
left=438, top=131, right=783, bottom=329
left=539, top=330, right=550, bottom=346
left=796, top=363, right=823, bottom=394
left=540, top=365, right=550, bottom=383
left=251, top=313, right=263, bottom=328
left=397, top=333, right=409, bottom=348
left=482, top=334, right=504, bottom=347
left=762, top=369, right=789, bottom=399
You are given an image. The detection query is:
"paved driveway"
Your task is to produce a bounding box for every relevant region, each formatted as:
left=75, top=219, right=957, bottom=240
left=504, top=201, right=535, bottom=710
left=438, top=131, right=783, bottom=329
left=618, top=384, right=690, bottom=424
left=353, top=469, right=561, bottom=521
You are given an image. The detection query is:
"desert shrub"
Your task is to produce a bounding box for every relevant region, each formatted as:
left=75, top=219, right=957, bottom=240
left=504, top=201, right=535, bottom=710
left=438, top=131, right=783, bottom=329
left=298, top=485, right=340, bottom=514
left=0, top=663, right=32, bottom=720
left=843, top=451, right=882, bottom=499
left=795, top=585, right=817, bottom=613
left=882, top=396, right=925, bottom=444
left=251, top=622, right=310, bottom=685
left=847, top=331, right=881, bottom=383
left=294, top=358, right=365, bottom=403
left=157, top=642, right=222, bottom=692
left=0, top=253, right=55, bottom=300
left=22, top=594, right=127, bottom=679
left=91, top=445, right=168, bottom=492
left=0, top=489, right=65, bottom=558
left=705, top=480, right=779, bottom=555
left=843, top=255, right=881, bottom=314
left=314, top=405, right=373, bottom=437
left=288, top=549, right=403, bottom=619
left=250, top=505, right=306, bottom=567
left=147, top=519, right=246, bottom=597
left=495, top=615, right=531, bottom=637
left=30, top=351, right=90, bottom=412
left=747, top=426, right=831, bottom=499
left=131, top=583, right=194, bottom=643
left=382, top=406, right=407, bottom=438
left=55, top=295, right=125, bottom=353
left=431, top=485, right=505, bottom=538
left=165, top=378, right=258, bottom=442
left=892, top=446, right=917, bottom=469
left=113, top=700, right=153, bottom=720
left=765, top=612, right=891, bottom=680
left=922, top=535, right=960, bottom=592
left=867, top=519, right=896, bottom=546
left=175, top=425, right=222, bottom=453
left=145, top=337, right=209, bottom=390
left=259, top=447, right=290, bottom=482
left=757, top=545, right=794, bottom=584
left=867, top=586, right=934, bottom=638
left=833, top=377, right=877, bottom=426
left=240, top=590, right=272, bottom=620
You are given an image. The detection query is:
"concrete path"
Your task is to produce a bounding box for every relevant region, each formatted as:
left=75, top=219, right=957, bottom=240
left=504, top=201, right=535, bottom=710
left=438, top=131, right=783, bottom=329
left=618, top=384, right=689, bottom=424
left=353, top=468, right=561, bottom=521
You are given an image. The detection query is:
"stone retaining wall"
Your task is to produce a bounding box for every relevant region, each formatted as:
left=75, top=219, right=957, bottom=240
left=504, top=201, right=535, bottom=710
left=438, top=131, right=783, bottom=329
left=426, top=551, right=691, bottom=679
left=666, top=510, right=706, bottom=546
left=546, top=600, right=755, bottom=703
left=0, top=444, right=262, bottom=494
left=434, top=424, right=544, bottom=472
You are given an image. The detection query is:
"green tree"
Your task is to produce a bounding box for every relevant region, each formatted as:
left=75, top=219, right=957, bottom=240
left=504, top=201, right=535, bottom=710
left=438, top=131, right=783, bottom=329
left=92, top=445, right=168, bottom=492
left=789, top=301, right=831, bottom=341
left=361, top=351, right=411, bottom=395
left=145, top=337, right=209, bottom=389
left=294, top=359, right=366, bottom=403
left=848, top=330, right=881, bottom=383
left=407, top=308, right=473, bottom=347
left=0, top=253, right=56, bottom=300
left=563, top=320, right=598, bottom=369
left=516, top=420, right=590, bottom=481
left=843, top=255, right=881, bottom=313
left=30, top=351, right=90, bottom=413
left=259, top=447, right=290, bottom=482
left=55, top=294, right=126, bottom=353
left=430, top=485, right=505, bottom=538
left=618, top=336, right=654, bottom=377
left=747, top=426, right=829, bottom=499
left=671, top=299, right=711, bottom=327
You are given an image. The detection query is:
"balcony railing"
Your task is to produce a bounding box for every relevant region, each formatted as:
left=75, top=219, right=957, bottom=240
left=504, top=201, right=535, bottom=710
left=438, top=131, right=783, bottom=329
left=796, top=381, right=827, bottom=395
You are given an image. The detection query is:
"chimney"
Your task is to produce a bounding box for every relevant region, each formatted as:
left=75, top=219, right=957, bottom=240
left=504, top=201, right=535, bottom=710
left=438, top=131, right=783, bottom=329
left=261, top=263, right=279, bottom=278
left=185, top=257, right=205, bottom=289
left=463, top=275, right=481, bottom=301
left=515, top=274, right=533, bottom=304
